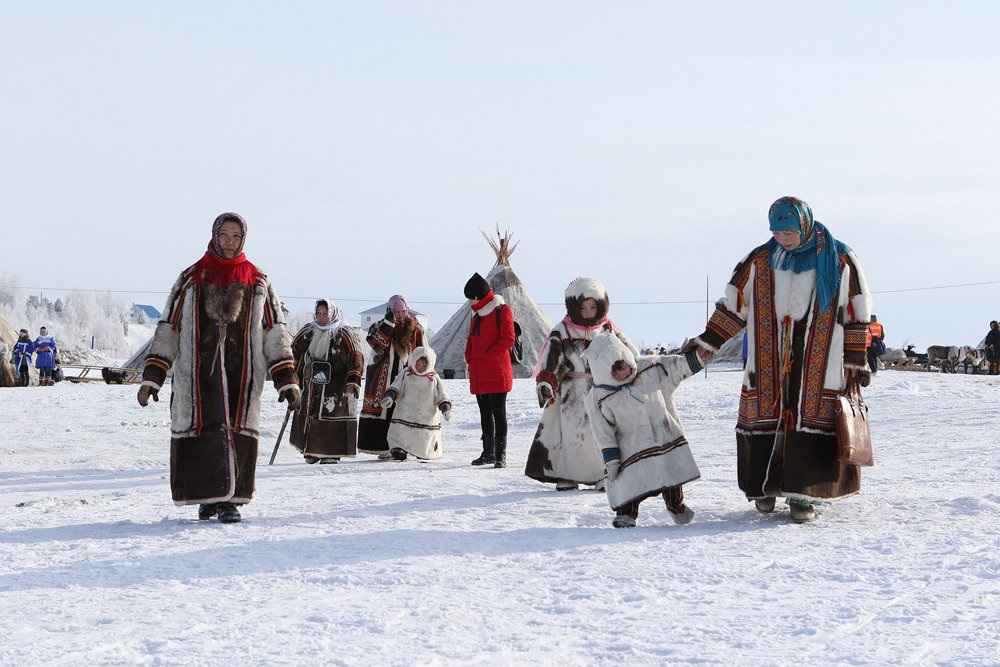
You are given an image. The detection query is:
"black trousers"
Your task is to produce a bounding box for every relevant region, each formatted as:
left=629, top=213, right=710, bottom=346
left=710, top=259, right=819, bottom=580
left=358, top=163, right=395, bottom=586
left=866, top=348, right=879, bottom=373
left=475, top=392, right=508, bottom=442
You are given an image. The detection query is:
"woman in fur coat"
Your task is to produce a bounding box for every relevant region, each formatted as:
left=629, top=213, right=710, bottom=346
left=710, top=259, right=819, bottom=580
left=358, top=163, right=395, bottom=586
left=358, top=294, right=425, bottom=459
left=585, top=332, right=712, bottom=528
left=289, top=299, right=364, bottom=464
left=687, top=196, right=873, bottom=523
left=525, top=277, right=638, bottom=491
left=138, top=212, right=300, bottom=524
left=464, top=272, right=516, bottom=468
left=380, top=346, right=452, bottom=461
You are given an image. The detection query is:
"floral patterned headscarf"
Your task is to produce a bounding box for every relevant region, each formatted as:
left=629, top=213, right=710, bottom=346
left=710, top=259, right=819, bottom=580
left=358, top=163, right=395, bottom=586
left=766, top=196, right=848, bottom=313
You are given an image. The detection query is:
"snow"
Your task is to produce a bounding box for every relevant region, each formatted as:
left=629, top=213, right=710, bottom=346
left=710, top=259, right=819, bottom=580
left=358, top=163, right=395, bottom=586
left=2, top=368, right=998, bottom=666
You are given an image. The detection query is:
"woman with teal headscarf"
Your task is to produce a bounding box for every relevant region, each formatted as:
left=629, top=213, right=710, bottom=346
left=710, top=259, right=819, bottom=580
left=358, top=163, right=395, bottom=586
left=688, top=196, right=874, bottom=523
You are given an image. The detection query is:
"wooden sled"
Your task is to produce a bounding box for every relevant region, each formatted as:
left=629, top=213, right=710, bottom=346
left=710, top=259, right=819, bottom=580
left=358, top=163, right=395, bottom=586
left=62, top=365, right=143, bottom=385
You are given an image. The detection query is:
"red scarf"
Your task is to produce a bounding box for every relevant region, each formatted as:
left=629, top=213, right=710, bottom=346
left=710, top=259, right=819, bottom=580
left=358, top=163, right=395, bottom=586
left=471, top=290, right=495, bottom=312
left=187, top=246, right=263, bottom=287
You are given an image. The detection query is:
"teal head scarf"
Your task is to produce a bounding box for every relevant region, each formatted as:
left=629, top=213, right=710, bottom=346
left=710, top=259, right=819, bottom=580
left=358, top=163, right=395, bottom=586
left=766, top=196, right=848, bottom=313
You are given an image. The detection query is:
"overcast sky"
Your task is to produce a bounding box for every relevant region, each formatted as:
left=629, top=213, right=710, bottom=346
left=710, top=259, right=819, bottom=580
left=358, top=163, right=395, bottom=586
left=2, top=2, right=997, bottom=350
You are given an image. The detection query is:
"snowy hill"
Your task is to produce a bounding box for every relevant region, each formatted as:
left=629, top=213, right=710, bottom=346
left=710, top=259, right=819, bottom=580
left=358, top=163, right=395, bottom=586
left=1, top=368, right=998, bottom=665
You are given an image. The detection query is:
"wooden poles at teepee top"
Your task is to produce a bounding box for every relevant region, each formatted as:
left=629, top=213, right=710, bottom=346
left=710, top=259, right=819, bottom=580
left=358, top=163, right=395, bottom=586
left=481, top=225, right=520, bottom=268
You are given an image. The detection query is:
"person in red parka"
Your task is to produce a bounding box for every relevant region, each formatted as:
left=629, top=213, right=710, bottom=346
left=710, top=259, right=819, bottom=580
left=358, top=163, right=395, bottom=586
left=464, top=272, right=516, bottom=468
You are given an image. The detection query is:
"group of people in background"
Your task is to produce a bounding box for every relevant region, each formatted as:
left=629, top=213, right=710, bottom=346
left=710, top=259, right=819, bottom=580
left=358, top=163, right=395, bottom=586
left=134, top=196, right=875, bottom=528
left=7, top=326, right=60, bottom=386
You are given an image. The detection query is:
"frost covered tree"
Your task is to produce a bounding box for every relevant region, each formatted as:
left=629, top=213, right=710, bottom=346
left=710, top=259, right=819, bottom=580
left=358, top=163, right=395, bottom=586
left=0, top=276, right=139, bottom=357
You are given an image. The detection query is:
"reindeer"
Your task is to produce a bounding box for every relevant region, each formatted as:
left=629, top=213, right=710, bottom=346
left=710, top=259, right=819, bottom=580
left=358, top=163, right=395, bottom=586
left=926, top=345, right=961, bottom=372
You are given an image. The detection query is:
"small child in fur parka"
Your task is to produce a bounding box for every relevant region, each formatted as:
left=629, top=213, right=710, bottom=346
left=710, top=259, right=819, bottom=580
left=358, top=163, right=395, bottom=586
left=380, top=346, right=452, bottom=461
left=584, top=332, right=713, bottom=528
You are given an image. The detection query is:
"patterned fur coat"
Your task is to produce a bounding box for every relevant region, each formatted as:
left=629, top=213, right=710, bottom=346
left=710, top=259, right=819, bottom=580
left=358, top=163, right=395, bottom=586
left=362, top=316, right=424, bottom=420
left=142, top=273, right=297, bottom=506
left=289, top=321, right=363, bottom=460
left=524, top=318, right=636, bottom=486
left=693, top=243, right=873, bottom=502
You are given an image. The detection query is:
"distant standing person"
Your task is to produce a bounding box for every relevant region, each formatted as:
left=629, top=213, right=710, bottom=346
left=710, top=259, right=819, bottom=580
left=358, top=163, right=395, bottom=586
left=11, top=328, right=33, bottom=387
left=33, top=326, right=57, bottom=386
left=686, top=196, right=873, bottom=523
left=985, top=320, right=1000, bottom=375
left=380, top=346, right=452, bottom=461
left=525, top=277, right=637, bottom=491
left=137, top=212, right=300, bottom=524
left=359, top=294, right=425, bottom=459
left=866, top=315, right=885, bottom=374
left=464, top=272, right=515, bottom=468
left=289, top=299, right=364, bottom=464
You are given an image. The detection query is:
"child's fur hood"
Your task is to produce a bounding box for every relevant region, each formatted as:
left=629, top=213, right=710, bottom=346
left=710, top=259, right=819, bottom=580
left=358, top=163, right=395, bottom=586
left=565, top=276, right=609, bottom=327
left=585, top=332, right=636, bottom=387
left=407, top=345, right=437, bottom=375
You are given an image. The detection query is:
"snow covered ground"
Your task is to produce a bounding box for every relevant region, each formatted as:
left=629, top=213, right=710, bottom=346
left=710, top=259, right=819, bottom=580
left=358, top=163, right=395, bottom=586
left=1, top=367, right=998, bottom=666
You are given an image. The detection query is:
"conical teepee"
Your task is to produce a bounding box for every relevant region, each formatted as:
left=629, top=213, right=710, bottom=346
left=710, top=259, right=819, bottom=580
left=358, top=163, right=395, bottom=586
left=431, top=228, right=552, bottom=379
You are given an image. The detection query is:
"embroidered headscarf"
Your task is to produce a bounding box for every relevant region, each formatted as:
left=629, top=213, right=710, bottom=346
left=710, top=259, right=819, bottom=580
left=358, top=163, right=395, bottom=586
left=766, top=196, right=848, bottom=313
left=187, top=212, right=263, bottom=287
left=306, top=298, right=347, bottom=361
left=312, top=298, right=344, bottom=331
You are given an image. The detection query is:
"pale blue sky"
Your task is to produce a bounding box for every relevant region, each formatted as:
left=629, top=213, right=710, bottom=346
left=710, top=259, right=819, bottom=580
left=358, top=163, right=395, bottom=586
left=2, top=2, right=997, bottom=349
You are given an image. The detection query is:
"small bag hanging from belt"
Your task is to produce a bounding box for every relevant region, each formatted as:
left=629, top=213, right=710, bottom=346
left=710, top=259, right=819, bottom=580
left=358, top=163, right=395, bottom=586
left=834, top=374, right=874, bottom=467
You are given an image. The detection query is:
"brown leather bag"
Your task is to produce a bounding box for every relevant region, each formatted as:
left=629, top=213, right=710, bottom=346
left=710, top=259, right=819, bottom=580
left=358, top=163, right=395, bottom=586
left=835, top=375, right=874, bottom=467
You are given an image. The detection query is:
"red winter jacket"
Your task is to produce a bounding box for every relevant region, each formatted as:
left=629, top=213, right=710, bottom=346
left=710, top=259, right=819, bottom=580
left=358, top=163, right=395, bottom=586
left=465, top=291, right=515, bottom=394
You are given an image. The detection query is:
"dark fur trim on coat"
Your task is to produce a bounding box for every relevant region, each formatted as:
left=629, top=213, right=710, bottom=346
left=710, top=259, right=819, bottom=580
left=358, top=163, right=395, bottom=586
left=393, top=318, right=419, bottom=357
left=203, top=283, right=251, bottom=324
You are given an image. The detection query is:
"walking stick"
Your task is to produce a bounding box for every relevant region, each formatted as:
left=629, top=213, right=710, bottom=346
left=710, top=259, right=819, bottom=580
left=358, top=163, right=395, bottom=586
left=268, top=409, right=293, bottom=465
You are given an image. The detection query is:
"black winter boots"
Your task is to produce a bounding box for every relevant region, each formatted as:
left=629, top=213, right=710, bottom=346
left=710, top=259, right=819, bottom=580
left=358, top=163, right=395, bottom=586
left=493, top=437, right=507, bottom=468
left=471, top=434, right=495, bottom=466
left=216, top=502, right=242, bottom=523
left=200, top=502, right=242, bottom=523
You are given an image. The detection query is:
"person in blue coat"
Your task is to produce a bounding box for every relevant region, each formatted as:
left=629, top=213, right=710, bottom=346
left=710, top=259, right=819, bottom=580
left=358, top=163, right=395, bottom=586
left=33, top=326, right=57, bottom=386
left=11, top=328, right=34, bottom=387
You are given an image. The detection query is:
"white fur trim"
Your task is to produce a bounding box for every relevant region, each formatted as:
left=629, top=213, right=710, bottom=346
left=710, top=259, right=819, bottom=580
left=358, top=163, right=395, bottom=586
left=408, top=345, right=437, bottom=374
left=473, top=294, right=504, bottom=317
left=565, top=277, right=607, bottom=302
left=586, top=332, right=637, bottom=387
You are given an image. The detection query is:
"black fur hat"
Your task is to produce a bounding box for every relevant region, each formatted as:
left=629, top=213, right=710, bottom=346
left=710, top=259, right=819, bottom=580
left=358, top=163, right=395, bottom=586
left=464, top=273, right=490, bottom=300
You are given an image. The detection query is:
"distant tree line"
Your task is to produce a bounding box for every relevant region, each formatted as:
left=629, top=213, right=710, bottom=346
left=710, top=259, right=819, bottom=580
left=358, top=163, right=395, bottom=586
left=0, top=273, right=136, bottom=356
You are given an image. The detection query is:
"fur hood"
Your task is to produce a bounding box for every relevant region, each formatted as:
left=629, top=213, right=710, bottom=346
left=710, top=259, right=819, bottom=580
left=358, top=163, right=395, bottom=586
left=407, top=346, right=437, bottom=375
left=586, top=332, right=637, bottom=387
left=565, top=277, right=609, bottom=327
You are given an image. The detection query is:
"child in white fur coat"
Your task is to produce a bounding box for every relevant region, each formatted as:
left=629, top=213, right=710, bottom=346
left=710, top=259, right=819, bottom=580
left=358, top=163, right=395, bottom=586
left=380, top=346, right=452, bottom=461
left=585, top=332, right=713, bottom=528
